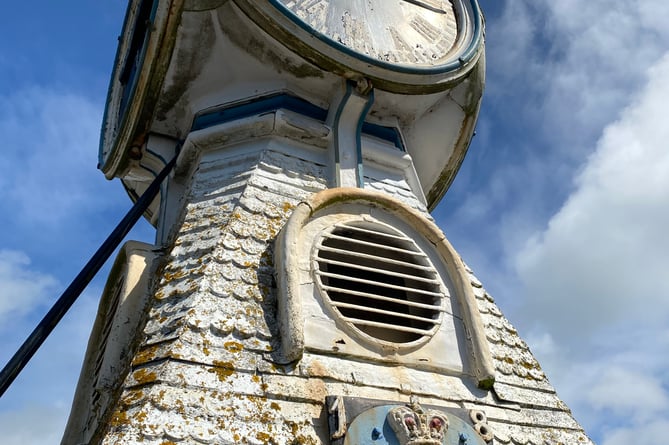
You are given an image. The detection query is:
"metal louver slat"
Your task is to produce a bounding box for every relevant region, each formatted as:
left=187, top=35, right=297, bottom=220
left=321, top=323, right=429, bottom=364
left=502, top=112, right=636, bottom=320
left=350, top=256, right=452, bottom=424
left=322, top=233, right=428, bottom=257
left=340, top=317, right=434, bottom=336
left=317, top=269, right=442, bottom=293
left=314, top=220, right=445, bottom=344
left=332, top=223, right=410, bottom=241
left=317, top=245, right=434, bottom=272
left=331, top=301, right=439, bottom=324
left=320, top=285, right=445, bottom=311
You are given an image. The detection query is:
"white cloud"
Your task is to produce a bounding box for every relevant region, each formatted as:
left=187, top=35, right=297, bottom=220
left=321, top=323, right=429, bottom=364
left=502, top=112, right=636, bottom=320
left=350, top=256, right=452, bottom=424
left=0, top=250, right=57, bottom=326
left=0, top=87, right=106, bottom=225
left=484, top=2, right=538, bottom=88
left=526, top=328, right=669, bottom=442
left=0, top=85, right=139, bottom=442
left=449, top=0, right=669, bottom=271
left=603, top=420, right=669, bottom=445
left=587, top=367, right=668, bottom=420
left=538, top=0, right=669, bottom=142
left=510, top=32, right=669, bottom=445
left=452, top=3, right=669, bottom=444
left=516, top=53, right=669, bottom=338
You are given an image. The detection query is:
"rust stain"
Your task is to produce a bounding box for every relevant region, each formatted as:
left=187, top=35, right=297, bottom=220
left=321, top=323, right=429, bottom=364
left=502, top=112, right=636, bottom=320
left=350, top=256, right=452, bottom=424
left=305, top=360, right=327, bottom=377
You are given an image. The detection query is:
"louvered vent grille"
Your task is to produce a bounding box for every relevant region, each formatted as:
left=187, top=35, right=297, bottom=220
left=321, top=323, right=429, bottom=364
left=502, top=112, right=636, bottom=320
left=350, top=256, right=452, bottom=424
left=314, top=221, right=444, bottom=344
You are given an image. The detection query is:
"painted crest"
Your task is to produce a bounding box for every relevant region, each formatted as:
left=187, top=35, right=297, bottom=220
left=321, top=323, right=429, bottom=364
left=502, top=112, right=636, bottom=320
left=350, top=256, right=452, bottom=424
left=387, top=398, right=449, bottom=445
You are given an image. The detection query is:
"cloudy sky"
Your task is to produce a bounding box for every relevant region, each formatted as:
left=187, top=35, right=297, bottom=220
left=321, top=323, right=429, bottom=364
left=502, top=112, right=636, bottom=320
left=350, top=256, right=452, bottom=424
left=0, top=1, right=667, bottom=444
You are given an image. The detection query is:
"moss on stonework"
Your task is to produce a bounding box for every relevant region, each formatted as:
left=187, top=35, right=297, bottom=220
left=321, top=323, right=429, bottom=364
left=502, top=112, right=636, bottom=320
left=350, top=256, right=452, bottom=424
left=478, top=377, right=495, bottom=390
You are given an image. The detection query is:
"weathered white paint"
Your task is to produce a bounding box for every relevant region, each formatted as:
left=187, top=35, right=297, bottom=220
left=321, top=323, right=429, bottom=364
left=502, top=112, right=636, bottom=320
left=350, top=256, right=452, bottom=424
left=62, top=242, right=162, bottom=445
left=64, top=120, right=593, bottom=443
left=65, top=0, right=595, bottom=443
left=275, top=191, right=482, bottom=376
left=99, top=0, right=484, bottom=210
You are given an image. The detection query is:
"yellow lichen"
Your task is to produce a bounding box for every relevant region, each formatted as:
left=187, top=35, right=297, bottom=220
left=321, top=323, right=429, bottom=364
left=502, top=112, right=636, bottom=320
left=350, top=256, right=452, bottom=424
left=135, top=410, right=148, bottom=423
left=132, top=344, right=161, bottom=366
left=120, top=389, right=144, bottom=407
left=209, top=361, right=235, bottom=381
left=224, top=341, right=244, bottom=353
left=132, top=368, right=158, bottom=385
left=256, top=431, right=272, bottom=443
left=109, top=410, right=129, bottom=428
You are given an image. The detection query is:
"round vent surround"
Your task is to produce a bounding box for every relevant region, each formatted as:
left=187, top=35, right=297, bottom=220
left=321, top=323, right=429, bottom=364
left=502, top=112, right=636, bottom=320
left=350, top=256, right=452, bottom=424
left=312, top=218, right=445, bottom=346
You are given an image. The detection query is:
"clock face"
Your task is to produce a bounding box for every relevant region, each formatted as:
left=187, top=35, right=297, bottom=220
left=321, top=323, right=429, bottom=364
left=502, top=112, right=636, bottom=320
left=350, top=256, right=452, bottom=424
left=234, top=0, right=483, bottom=91
left=278, top=0, right=460, bottom=68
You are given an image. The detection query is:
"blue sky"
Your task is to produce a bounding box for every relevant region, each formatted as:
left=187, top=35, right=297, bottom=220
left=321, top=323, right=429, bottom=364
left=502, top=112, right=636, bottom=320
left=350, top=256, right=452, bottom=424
left=1, top=1, right=668, bottom=443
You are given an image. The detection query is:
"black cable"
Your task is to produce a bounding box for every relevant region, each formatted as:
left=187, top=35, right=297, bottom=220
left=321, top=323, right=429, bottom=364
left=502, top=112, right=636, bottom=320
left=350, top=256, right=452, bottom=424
left=0, top=150, right=179, bottom=398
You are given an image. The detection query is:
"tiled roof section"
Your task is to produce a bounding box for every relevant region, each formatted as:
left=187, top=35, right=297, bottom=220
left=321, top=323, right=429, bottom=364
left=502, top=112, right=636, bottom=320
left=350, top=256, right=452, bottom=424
left=101, top=149, right=328, bottom=444
left=469, top=275, right=550, bottom=389
left=100, top=147, right=592, bottom=445
left=105, top=366, right=324, bottom=444
left=364, top=175, right=432, bottom=218
left=466, top=267, right=594, bottom=444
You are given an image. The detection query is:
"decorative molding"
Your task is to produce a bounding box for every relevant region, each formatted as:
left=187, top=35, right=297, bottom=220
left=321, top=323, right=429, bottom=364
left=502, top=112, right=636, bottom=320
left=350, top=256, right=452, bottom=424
left=62, top=241, right=163, bottom=445
left=275, top=187, right=495, bottom=387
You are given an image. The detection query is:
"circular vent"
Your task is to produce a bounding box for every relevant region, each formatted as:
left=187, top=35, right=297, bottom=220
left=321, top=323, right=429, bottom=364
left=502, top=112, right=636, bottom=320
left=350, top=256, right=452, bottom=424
left=313, top=220, right=444, bottom=344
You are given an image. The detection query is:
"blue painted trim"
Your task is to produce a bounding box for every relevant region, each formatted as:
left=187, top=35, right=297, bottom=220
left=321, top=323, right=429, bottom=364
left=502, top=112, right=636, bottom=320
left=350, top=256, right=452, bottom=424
left=356, top=88, right=375, bottom=187
left=192, top=93, right=327, bottom=131
left=192, top=93, right=405, bottom=151
left=361, top=122, right=405, bottom=152
left=265, top=0, right=483, bottom=76
left=145, top=147, right=169, bottom=166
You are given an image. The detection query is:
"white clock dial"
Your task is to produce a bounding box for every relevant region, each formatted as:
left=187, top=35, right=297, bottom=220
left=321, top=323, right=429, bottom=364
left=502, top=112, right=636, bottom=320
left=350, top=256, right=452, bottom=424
left=280, top=0, right=459, bottom=67
left=234, top=0, right=483, bottom=91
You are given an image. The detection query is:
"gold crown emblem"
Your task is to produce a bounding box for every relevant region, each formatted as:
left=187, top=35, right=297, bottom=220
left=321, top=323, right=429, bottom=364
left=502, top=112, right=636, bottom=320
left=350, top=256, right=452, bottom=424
left=387, top=397, right=449, bottom=445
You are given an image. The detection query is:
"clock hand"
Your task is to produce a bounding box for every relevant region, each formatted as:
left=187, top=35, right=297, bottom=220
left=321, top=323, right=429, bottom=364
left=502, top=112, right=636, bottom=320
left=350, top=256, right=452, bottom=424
left=401, top=0, right=448, bottom=14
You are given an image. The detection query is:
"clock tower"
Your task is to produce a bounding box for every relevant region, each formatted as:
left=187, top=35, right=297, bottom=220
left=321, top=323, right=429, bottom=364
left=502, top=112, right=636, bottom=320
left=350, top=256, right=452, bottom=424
left=62, top=1, right=594, bottom=444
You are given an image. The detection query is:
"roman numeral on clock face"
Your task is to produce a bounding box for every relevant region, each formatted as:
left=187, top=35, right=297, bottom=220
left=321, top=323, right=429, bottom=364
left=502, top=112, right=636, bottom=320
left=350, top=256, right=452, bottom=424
left=401, top=0, right=448, bottom=14
left=273, top=0, right=462, bottom=71
left=284, top=0, right=327, bottom=9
